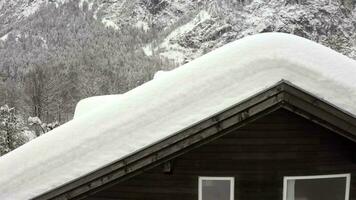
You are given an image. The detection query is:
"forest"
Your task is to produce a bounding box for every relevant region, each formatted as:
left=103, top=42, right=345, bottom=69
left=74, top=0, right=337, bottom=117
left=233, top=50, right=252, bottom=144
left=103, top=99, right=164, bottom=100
left=0, top=1, right=173, bottom=155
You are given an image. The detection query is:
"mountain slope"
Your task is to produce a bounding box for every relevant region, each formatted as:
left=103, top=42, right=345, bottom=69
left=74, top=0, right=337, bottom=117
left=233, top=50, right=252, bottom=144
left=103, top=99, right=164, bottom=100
left=69, top=0, right=356, bottom=64
left=154, top=0, right=356, bottom=63
left=0, top=0, right=65, bottom=36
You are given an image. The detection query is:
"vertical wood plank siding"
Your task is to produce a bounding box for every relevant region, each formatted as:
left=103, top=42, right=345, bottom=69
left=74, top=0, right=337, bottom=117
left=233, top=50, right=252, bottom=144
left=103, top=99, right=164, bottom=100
left=86, top=109, right=356, bottom=200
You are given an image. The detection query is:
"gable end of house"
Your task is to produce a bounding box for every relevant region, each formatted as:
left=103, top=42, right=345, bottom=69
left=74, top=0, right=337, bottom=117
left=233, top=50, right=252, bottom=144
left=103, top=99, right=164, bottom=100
left=35, top=80, right=356, bottom=200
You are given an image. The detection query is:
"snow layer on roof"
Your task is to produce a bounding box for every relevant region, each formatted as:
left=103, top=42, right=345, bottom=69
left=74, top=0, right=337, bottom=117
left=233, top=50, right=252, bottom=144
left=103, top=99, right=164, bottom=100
left=74, top=95, right=122, bottom=119
left=153, top=70, right=170, bottom=79
left=1, top=33, right=356, bottom=199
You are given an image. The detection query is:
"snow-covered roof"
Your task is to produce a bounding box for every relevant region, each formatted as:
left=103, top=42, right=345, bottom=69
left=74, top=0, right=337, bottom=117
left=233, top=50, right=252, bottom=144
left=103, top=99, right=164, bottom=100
left=73, top=94, right=122, bottom=119
left=1, top=33, right=356, bottom=199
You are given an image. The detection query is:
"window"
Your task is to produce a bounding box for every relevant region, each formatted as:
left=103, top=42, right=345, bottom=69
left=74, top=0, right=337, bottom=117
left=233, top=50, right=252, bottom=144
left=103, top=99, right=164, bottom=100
left=283, top=174, right=351, bottom=200
left=199, top=177, right=234, bottom=200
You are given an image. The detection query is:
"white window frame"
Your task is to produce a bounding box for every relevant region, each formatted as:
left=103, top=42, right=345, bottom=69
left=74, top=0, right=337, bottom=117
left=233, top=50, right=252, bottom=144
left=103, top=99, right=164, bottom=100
left=283, top=173, right=351, bottom=200
left=198, top=176, right=234, bottom=200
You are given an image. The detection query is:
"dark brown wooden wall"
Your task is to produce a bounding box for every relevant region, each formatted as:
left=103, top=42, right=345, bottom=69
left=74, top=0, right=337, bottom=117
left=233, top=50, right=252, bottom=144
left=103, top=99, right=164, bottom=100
left=86, top=109, right=356, bottom=200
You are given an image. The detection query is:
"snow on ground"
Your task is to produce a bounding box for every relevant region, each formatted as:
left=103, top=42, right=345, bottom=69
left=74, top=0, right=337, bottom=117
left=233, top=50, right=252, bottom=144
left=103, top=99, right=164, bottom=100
left=1, top=33, right=356, bottom=199
left=102, top=18, right=119, bottom=30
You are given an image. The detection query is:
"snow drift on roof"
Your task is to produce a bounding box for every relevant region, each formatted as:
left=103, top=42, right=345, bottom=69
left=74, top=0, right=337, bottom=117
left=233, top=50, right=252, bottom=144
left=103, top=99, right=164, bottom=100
left=73, top=94, right=122, bottom=119
left=1, top=33, right=356, bottom=199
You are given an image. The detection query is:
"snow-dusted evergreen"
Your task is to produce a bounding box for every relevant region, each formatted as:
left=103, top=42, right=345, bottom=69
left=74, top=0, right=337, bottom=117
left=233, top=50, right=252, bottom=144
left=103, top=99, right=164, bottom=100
left=0, top=105, right=34, bottom=156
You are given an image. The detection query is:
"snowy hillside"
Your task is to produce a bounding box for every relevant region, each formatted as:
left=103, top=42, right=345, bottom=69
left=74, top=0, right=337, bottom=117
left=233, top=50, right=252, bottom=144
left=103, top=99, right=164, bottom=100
left=66, top=0, right=356, bottom=64
left=0, top=0, right=65, bottom=36
left=2, top=0, right=356, bottom=64
left=154, top=0, right=356, bottom=64
left=90, top=0, right=200, bottom=31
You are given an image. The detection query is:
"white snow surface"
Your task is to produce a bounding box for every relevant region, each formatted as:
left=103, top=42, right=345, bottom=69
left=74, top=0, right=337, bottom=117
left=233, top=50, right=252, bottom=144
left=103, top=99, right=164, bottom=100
left=153, top=70, right=170, bottom=79
left=74, top=95, right=122, bottom=119
left=0, top=33, right=8, bottom=41
left=1, top=33, right=356, bottom=199
left=142, top=44, right=154, bottom=56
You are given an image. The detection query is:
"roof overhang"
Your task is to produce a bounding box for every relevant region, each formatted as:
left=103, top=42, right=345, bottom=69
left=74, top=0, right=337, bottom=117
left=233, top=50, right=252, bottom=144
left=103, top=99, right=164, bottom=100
left=35, top=80, right=356, bottom=200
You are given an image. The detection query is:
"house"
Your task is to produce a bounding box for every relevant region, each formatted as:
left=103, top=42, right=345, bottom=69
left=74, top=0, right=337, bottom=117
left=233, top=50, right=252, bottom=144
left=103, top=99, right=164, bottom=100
left=0, top=32, right=356, bottom=200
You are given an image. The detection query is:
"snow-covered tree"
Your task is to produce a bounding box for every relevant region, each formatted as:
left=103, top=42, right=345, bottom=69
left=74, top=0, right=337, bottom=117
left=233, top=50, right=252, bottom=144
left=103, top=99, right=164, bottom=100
left=0, top=105, right=34, bottom=156
left=28, top=116, right=59, bottom=136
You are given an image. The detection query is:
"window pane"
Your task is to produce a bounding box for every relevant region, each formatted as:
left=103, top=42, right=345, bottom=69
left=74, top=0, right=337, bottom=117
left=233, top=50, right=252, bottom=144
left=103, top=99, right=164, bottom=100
left=202, top=180, right=231, bottom=200
left=287, top=177, right=346, bottom=200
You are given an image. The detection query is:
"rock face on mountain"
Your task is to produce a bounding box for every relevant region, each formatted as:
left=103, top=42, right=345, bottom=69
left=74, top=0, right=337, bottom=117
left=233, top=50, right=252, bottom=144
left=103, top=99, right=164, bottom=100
left=93, top=0, right=201, bottom=31
left=1, top=0, right=356, bottom=64
left=93, top=0, right=356, bottom=64
left=150, top=0, right=356, bottom=63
